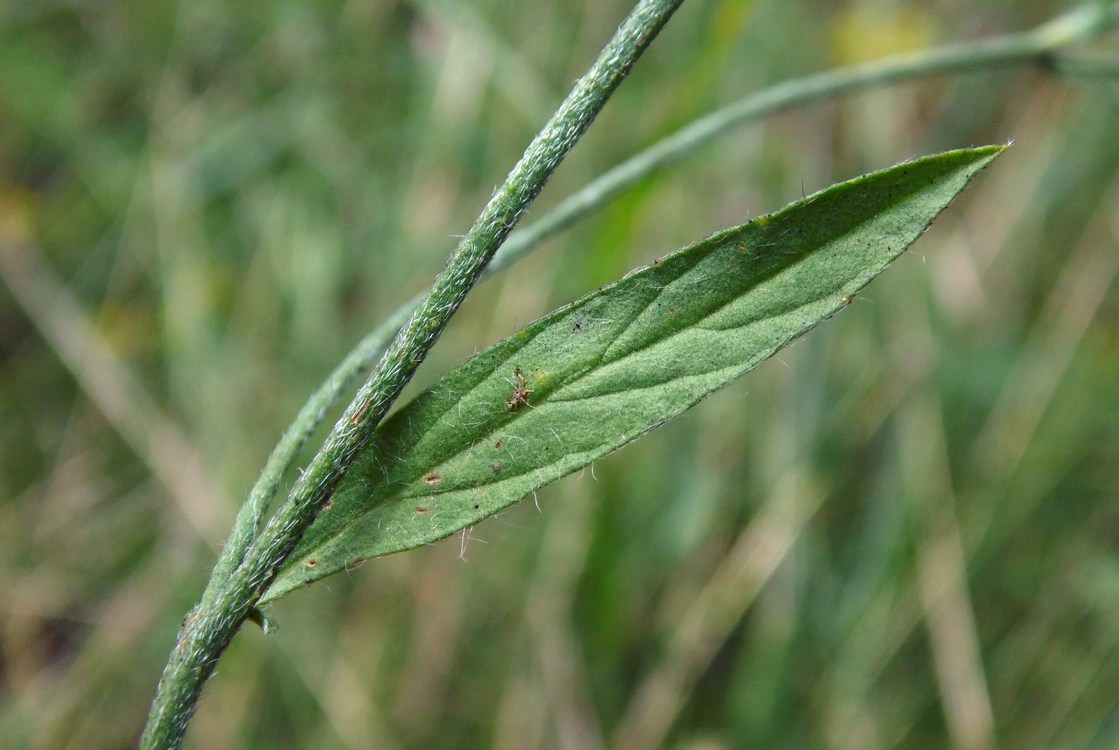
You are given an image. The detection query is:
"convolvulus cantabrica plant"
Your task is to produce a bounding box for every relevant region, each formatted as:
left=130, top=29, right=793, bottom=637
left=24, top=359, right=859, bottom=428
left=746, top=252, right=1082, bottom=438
left=136, top=1, right=1118, bottom=747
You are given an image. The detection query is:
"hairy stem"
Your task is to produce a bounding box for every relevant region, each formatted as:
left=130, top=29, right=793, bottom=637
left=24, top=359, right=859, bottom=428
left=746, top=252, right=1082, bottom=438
left=139, top=1, right=685, bottom=747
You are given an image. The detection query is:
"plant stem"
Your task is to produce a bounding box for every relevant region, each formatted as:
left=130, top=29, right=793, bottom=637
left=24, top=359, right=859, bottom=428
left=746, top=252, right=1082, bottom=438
left=226, top=0, right=1118, bottom=571
left=139, top=1, right=685, bottom=747
left=506, top=1, right=1117, bottom=257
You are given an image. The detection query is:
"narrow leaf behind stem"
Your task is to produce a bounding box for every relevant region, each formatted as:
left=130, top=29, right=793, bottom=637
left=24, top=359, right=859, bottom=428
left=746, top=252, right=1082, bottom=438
left=263, top=145, right=1003, bottom=603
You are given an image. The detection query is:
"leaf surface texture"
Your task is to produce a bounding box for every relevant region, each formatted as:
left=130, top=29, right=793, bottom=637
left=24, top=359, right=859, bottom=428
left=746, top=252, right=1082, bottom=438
left=262, top=146, right=1003, bottom=603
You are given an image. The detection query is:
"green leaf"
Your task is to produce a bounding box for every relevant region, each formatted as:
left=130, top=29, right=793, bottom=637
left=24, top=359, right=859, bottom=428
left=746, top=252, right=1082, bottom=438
left=262, top=145, right=1003, bottom=603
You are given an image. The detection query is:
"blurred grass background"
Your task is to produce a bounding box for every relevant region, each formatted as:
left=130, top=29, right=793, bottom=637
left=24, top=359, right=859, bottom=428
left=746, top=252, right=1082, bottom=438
left=1, top=0, right=1118, bottom=748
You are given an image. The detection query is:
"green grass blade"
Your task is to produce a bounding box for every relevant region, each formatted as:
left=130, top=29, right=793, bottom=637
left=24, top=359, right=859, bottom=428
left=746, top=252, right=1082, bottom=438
left=262, top=145, right=1003, bottom=603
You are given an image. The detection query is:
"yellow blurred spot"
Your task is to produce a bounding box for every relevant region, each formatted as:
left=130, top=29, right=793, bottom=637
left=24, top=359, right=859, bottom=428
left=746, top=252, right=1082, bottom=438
left=711, top=0, right=756, bottom=48
left=830, top=5, right=939, bottom=65
left=97, top=300, right=160, bottom=359
left=0, top=185, right=36, bottom=245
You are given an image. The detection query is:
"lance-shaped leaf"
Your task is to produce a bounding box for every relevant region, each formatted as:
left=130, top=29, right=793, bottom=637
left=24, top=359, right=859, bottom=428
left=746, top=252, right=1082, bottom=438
left=262, top=145, right=1003, bottom=603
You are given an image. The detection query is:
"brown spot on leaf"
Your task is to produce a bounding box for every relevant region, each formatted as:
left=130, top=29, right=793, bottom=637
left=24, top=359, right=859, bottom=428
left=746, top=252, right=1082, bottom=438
left=423, top=473, right=442, bottom=486
left=505, top=367, right=533, bottom=411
